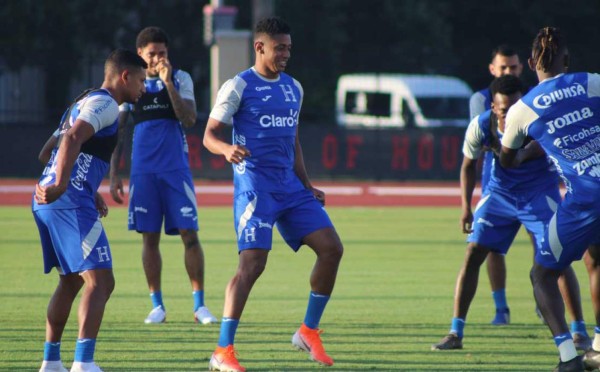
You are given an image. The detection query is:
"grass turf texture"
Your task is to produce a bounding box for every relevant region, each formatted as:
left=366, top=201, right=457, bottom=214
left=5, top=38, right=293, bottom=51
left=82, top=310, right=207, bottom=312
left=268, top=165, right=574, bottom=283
left=0, top=206, right=592, bottom=371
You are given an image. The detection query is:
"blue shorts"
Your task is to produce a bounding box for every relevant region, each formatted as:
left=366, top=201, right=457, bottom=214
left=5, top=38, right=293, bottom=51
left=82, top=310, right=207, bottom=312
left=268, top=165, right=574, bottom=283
left=233, top=188, right=334, bottom=251
left=33, top=207, right=112, bottom=275
left=128, top=169, right=199, bottom=235
left=467, top=186, right=561, bottom=254
left=537, top=197, right=600, bottom=270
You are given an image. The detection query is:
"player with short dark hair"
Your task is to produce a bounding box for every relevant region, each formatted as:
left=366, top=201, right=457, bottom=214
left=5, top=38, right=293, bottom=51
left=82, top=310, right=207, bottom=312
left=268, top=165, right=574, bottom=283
left=110, top=27, right=217, bottom=325
left=500, top=26, right=600, bottom=371
left=35, top=49, right=146, bottom=372
left=432, top=74, right=584, bottom=353
left=203, top=16, right=343, bottom=372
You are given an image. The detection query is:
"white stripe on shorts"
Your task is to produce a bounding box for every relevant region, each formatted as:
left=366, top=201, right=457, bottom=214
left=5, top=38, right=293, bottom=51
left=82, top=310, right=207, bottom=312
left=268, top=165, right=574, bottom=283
left=184, top=182, right=197, bottom=208
left=82, top=218, right=103, bottom=260
left=237, top=196, right=257, bottom=240
left=548, top=212, right=563, bottom=261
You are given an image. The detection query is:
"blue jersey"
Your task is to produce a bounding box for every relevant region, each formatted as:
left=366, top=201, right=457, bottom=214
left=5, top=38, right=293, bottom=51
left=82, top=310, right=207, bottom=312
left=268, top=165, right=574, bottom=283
left=209, top=68, right=305, bottom=194
left=33, top=89, right=119, bottom=210
left=503, top=72, right=600, bottom=205
left=464, top=110, right=558, bottom=194
left=125, top=70, right=195, bottom=175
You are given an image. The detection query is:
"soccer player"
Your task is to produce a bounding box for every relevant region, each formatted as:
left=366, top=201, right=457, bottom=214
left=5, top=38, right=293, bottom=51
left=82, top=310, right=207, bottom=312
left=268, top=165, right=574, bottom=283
left=470, top=45, right=524, bottom=324
left=109, top=27, right=216, bottom=325
left=432, top=74, right=586, bottom=352
left=500, top=26, right=600, bottom=371
left=470, top=46, right=587, bottom=334
left=202, top=17, right=344, bottom=372
left=34, top=49, right=146, bottom=372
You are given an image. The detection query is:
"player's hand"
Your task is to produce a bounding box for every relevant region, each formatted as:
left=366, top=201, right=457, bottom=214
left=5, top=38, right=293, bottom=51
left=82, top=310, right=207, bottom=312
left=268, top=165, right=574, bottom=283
left=110, top=176, right=124, bottom=204
left=225, top=145, right=251, bottom=164
left=34, top=183, right=66, bottom=205
left=460, top=209, right=473, bottom=234
left=310, top=186, right=326, bottom=206
left=157, top=58, right=172, bottom=84
left=95, top=192, right=109, bottom=218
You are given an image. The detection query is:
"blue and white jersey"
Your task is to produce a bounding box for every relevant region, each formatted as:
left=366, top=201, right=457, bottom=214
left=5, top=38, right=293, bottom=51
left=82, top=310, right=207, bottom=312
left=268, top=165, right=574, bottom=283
left=121, top=69, right=195, bottom=175
left=209, top=67, right=305, bottom=194
left=34, top=89, right=119, bottom=210
left=464, top=109, right=558, bottom=193
left=503, top=72, right=600, bottom=204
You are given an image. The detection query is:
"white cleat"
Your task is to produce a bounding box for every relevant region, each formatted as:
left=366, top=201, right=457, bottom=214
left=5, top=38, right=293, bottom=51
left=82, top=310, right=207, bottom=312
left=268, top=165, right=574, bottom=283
left=70, top=362, right=103, bottom=372
left=39, top=360, right=68, bottom=372
left=194, top=306, right=218, bottom=324
left=144, top=306, right=166, bottom=324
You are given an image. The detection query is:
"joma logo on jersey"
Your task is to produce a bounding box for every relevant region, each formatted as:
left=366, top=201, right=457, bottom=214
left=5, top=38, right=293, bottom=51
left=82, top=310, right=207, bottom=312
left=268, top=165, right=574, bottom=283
left=545, top=107, right=593, bottom=134
left=259, top=109, right=298, bottom=128
left=533, top=83, right=586, bottom=109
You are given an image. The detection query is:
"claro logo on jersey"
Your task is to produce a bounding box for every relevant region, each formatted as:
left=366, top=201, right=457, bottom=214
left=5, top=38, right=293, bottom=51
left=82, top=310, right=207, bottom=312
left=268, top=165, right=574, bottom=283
left=533, top=83, right=586, bottom=109
left=545, top=107, right=593, bottom=134
left=259, top=109, right=298, bottom=128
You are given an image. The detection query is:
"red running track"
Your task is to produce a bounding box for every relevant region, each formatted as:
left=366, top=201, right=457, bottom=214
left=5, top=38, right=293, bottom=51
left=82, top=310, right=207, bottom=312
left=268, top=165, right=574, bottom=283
left=0, top=179, right=476, bottom=207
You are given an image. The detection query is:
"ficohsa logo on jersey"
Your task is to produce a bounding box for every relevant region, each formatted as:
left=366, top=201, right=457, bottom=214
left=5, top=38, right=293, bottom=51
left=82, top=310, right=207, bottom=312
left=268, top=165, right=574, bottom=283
left=259, top=109, right=298, bottom=128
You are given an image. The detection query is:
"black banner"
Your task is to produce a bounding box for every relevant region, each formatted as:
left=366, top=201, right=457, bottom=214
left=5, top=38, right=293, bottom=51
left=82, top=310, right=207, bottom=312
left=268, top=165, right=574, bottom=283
left=1, top=123, right=464, bottom=181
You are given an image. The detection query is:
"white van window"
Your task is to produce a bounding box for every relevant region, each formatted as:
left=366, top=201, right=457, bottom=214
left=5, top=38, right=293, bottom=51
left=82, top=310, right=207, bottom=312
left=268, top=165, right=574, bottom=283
left=345, top=91, right=391, bottom=117
left=416, top=97, right=469, bottom=120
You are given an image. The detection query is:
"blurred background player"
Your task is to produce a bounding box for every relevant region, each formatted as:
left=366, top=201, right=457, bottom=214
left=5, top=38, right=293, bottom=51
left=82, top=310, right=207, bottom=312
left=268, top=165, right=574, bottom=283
left=109, top=27, right=216, bottom=325
left=35, top=49, right=146, bottom=372
left=203, top=17, right=344, bottom=372
left=432, top=74, right=588, bottom=351
left=500, top=26, right=600, bottom=372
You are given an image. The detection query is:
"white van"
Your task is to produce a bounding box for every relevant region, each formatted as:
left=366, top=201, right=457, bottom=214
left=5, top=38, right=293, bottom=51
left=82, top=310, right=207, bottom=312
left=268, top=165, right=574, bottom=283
left=336, top=73, right=473, bottom=128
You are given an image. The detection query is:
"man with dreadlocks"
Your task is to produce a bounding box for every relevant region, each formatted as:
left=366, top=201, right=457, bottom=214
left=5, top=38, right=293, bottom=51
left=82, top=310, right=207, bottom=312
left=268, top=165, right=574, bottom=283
left=501, top=26, right=600, bottom=371
left=432, top=74, right=577, bottom=352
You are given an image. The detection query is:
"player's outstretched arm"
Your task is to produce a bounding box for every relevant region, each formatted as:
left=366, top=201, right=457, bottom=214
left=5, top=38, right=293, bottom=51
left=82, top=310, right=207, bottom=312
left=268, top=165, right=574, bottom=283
left=38, top=132, right=58, bottom=164
left=293, top=127, right=324, bottom=205
left=460, top=156, right=477, bottom=234
left=109, top=111, right=129, bottom=204
left=203, top=117, right=250, bottom=164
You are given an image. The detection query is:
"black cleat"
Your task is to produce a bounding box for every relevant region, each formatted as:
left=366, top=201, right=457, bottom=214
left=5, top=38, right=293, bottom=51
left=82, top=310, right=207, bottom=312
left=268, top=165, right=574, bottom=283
left=583, top=349, right=600, bottom=371
left=431, top=333, right=463, bottom=351
left=554, top=355, right=584, bottom=372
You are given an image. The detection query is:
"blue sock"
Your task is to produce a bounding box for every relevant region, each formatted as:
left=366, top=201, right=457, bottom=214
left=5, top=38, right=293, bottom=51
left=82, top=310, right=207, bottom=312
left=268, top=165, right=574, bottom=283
left=150, top=291, right=164, bottom=310
left=492, top=289, right=508, bottom=311
left=218, top=318, right=239, bottom=347
left=450, top=317, right=465, bottom=338
left=193, top=290, right=204, bottom=312
left=74, top=338, right=96, bottom=363
left=595, top=326, right=600, bottom=334
left=43, top=341, right=61, bottom=361
left=571, top=320, right=588, bottom=335
left=554, top=332, right=572, bottom=347
left=303, top=291, right=330, bottom=329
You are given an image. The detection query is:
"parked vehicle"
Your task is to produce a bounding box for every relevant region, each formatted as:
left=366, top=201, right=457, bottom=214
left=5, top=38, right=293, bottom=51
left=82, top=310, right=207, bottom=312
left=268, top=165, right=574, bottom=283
left=336, top=73, right=472, bottom=128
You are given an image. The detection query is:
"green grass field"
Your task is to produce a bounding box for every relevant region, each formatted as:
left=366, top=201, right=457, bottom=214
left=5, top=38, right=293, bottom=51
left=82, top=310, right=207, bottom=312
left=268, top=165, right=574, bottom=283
left=0, top=206, right=594, bottom=371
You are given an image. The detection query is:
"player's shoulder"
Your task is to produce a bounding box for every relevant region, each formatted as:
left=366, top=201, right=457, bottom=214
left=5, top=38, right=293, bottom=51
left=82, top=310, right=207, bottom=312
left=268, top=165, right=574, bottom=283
left=80, top=89, right=118, bottom=114
left=174, top=69, right=193, bottom=83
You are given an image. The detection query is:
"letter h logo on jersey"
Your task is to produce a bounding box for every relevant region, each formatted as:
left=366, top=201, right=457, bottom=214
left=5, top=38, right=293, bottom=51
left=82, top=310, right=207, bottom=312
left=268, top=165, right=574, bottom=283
left=242, top=227, right=256, bottom=243
left=279, top=84, right=297, bottom=102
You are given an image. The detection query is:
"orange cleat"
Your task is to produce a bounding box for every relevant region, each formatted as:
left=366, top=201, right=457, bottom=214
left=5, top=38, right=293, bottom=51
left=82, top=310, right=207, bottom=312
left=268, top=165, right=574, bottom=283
left=291, top=323, right=334, bottom=366
left=208, top=345, right=246, bottom=372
